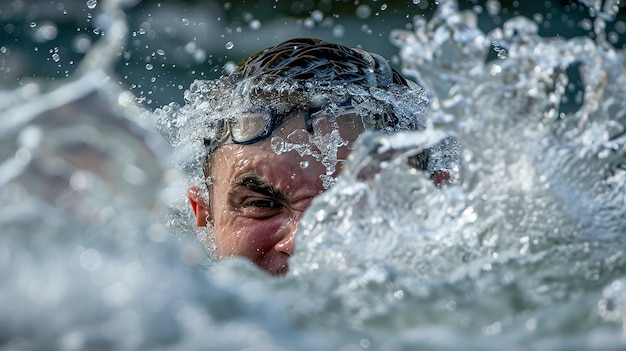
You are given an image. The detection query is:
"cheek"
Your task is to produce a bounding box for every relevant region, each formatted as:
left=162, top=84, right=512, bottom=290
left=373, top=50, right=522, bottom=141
left=213, top=217, right=284, bottom=258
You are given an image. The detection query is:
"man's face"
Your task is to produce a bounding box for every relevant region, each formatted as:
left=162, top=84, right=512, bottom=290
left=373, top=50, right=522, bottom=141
left=189, top=111, right=364, bottom=275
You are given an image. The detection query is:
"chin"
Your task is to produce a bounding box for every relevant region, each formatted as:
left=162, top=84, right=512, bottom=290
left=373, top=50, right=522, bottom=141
left=266, top=262, right=289, bottom=276
left=257, top=258, right=290, bottom=276
left=253, top=253, right=291, bottom=276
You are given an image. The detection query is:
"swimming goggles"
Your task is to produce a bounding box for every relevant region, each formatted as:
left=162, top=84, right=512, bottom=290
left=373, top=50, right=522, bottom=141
left=204, top=101, right=357, bottom=154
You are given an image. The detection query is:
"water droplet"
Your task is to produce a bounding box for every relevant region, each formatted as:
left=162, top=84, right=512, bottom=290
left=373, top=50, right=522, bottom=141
left=193, top=49, right=206, bottom=63
left=86, top=0, right=97, bottom=10
left=356, top=4, right=372, bottom=19
left=413, top=0, right=421, bottom=4
left=315, top=209, right=326, bottom=221
left=117, top=91, right=135, bottom=107
left=182, top=18, right=190, bottom=25
left=223, top=61, right=236, bottom=74
left=333, top=25, right=345, bottom=38
left=4, top=23, right=14, bottom=34
left=485, top=0, right=501, bottom=16
left=30, top=22, right=37, bottom=28
left=300, top=161, right=309, bottom=169
left=52, top=53, right=60, bottom=62
left=249, top=19, right=261, bottom=30
left=311, top=10, right=324, bottom=23
left=145, top=63, right=153, bottom=70
left=303, top=18, right=315, bottom=29
left=69, top=171, right=88, bottom=191
left=34, top=22, right=58, bottom=42
left=185, top=41, right=196, bottom=54
left=361, top=24, right=372, bottom=35
left=242, top=12, right=254, bottom=22
left=225, top=41, right=234, bottom=50
left=580, top=18, right=593, bottom=31
left=72, top=35, right=92, bottom=53
left=381, top=3, right=388, bottom=10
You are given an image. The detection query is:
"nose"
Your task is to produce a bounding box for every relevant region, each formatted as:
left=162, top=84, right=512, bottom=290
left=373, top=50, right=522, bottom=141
left=274, top=195, right=315, bottom=256
left=274, top=218, right=297, bottom=256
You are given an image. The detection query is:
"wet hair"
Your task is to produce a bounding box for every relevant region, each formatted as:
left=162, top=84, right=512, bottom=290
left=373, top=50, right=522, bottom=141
left=233, top=37, right=409, bottom=88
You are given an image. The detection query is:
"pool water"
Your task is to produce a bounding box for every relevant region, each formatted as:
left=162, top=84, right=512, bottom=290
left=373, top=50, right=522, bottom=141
left=1, top=0, right=625, bottom=350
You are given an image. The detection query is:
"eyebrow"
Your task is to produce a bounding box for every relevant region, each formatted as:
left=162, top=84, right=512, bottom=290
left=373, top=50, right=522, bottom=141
left=235, top=174, right=287, bottom=201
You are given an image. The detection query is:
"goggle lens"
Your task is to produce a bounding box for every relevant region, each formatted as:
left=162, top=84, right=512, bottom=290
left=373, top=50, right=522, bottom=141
left=230, top=113, right=273, bottom=144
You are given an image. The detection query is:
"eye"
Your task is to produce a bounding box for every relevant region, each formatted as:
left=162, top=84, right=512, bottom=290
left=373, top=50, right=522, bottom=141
left=244, top=199, right=282, bottom=209
left=240, top=198, right=284, bottom=218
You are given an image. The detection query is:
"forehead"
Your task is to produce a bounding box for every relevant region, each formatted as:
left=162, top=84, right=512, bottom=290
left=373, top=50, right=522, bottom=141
left=208, top=110, right=365, bottom=178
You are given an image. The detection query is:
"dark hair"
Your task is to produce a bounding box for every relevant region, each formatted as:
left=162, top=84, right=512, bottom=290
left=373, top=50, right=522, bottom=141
left=233, top=37, right=408, bottom=88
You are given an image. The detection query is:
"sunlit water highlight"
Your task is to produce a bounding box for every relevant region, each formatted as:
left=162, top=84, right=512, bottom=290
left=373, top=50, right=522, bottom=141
left=1, top=0, right=625, bottom=350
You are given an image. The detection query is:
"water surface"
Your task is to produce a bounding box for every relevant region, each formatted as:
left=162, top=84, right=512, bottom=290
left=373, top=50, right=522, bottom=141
left=1, top=0, right=626, bottom=350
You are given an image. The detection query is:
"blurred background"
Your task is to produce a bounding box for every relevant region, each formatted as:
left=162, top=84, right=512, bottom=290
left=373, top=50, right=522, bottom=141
left=1, top=0, right=625, bottom=107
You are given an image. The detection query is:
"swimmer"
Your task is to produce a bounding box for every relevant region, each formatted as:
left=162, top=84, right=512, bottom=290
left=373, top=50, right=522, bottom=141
left=185, top=38, right=434, bottom=275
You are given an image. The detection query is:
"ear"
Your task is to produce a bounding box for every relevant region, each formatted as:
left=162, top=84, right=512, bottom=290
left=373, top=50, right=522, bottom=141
left=187, top=186, right=210, bottom=227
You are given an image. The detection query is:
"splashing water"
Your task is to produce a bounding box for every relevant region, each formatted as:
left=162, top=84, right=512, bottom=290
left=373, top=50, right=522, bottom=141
left=154, top=69, right=428, bottom=197
left=270, top=122, right=350, bottom=189
left=1, top=0, right=626, bottom=350
left=282, top=0, right=626, bottom=345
